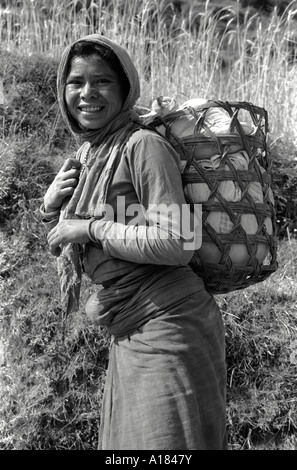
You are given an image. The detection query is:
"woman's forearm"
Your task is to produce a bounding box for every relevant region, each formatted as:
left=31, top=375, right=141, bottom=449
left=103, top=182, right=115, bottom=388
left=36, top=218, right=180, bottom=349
left=90, top=219, right=194, bottom=265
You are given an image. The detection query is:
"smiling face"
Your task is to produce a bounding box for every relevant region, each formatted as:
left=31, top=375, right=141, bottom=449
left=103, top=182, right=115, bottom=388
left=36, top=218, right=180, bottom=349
left=65, top=54, right=125, bottom=130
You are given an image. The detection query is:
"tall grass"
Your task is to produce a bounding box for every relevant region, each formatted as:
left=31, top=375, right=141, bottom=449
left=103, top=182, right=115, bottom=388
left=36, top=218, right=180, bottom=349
left=220, top=237, right=297, bottom=449
left=1, top=0, right=297, bottom=140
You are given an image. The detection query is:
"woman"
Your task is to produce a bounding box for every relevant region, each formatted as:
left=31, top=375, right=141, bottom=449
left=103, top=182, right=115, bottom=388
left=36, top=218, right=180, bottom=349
left=41, top=34, right=227, bottom=450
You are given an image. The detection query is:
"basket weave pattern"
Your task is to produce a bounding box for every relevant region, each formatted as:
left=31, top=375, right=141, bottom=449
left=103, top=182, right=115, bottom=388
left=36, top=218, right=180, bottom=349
left=151, top=100, right=278, bottom=294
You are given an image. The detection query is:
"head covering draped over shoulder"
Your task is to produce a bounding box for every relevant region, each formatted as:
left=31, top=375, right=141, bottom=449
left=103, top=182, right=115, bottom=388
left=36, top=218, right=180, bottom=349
left=57, top=33, right=141, bottom=146
left=56, top=34, right=142, bottom=314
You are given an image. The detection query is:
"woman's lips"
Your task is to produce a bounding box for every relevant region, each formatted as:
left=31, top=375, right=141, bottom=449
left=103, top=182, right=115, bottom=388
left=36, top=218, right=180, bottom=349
left=79, top=106, right=104, bottom=113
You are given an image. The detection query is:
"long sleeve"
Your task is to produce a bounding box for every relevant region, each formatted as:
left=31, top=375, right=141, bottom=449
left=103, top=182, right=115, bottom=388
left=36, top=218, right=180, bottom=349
left=89, top=130, right=200, bottom=266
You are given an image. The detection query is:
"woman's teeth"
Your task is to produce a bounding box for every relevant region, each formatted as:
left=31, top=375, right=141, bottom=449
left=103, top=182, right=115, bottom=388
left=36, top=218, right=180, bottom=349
left=80, top=107, right=102, bottom=113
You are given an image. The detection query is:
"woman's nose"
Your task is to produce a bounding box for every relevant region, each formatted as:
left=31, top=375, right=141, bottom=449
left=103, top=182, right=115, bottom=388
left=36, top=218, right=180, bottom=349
left=81, top=82, right=99, bottom=100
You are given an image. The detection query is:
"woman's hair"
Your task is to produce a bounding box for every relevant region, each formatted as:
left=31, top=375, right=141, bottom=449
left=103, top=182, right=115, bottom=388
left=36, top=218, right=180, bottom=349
left=66, top=41, right=130, bottom=99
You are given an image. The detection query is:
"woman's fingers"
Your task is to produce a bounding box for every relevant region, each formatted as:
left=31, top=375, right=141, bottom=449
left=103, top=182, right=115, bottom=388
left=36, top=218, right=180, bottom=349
left=43, top=160, right=82, bottom=214
left=62, top=158, right=81, bottom=172
left=47, top=220, right=90, bottom=255
left=47, top=226, right=63, bottom=257
left=58, top=167, right=80, bottom=183
left=60, top=177, right=79, bottom=188
left=47, top=226, right=58, bottom=245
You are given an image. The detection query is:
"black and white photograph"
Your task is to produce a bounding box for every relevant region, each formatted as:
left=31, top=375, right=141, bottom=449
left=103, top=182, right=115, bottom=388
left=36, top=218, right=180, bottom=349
left=0, top=0, right=296, bottom=453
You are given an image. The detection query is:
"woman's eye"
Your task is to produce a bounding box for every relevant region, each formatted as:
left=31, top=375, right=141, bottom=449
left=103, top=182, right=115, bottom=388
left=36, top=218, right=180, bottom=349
left=96, top=78, right=111, bottom=84
left=66, top=78, right=113, bottom=86
left=67, top=80, right=81, bottom=85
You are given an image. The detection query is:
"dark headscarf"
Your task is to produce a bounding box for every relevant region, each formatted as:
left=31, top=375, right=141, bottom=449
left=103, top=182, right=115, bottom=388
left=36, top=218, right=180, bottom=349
left=56, top=34, right=142, bottom=314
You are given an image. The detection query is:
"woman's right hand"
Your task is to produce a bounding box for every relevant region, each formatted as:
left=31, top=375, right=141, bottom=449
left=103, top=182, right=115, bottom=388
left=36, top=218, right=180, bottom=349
left=43, top=158, right=81, bottom=213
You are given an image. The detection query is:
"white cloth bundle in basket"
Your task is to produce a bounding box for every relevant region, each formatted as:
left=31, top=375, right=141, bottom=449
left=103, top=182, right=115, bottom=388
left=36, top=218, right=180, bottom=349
left=142, top=97, right=255, bottom=158
left=181, top=152, right=274, bottom=265
left=141, top=97, right=274, bottom=269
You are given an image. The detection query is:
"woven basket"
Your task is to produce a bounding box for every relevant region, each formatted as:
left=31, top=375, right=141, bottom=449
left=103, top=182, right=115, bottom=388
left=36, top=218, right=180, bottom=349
left=149, top=100, right=278, bottom=294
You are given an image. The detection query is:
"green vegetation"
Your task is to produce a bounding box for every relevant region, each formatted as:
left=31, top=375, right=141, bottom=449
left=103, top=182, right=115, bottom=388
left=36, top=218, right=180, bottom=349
left=0, top=0, right=297, bottom=450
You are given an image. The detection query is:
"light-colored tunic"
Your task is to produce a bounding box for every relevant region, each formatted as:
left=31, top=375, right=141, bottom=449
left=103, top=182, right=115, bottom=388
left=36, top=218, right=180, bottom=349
left=82, top=128, right=196, bottom=284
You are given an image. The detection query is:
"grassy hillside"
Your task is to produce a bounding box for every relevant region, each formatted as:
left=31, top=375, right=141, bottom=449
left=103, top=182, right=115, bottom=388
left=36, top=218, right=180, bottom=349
left=1, top=0, right=297, bottom=450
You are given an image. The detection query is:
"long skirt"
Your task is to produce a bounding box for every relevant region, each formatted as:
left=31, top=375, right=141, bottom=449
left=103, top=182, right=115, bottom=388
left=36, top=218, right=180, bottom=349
left=96, top=265, right=227, bottom=450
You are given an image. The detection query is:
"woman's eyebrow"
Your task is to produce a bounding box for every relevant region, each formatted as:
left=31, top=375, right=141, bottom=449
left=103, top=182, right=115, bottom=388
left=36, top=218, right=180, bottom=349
left=67, top=72, right=115, bottom=78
